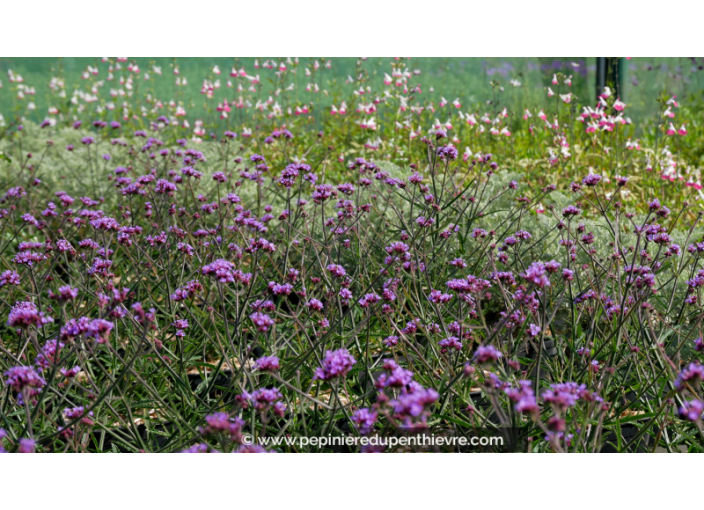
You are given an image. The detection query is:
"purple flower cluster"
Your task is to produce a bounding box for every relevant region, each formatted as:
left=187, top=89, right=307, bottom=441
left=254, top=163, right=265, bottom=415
left=250, top=312, right=275, bottom=333
left=313, top=349, right=357, bottom=381
left=505, top=381, right=539, bottom=416
left=675, top=363, right=704, bottom=390
left=7, top=301, right=53, bottom=329
left=390, top=382, right=439, bottom=427
left=522, top=262, right=550, bottom=288
left=254, top=356, right=280, bottom=372
left=582, top=174, right=602, bottom=186
left=351, top=408, right=378, bottom=435
left=679, top=400, right=704, bottom=422
left=326, top=263, right=346, bottom=278
left=3, top=365, right=46, bottom=403
left=473, top=345, right=503, bottom=363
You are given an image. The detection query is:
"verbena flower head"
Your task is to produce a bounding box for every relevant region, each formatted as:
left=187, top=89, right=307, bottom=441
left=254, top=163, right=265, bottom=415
left=249, top=388, right=285, bottom=414
left=212, top=171, right=228, bottom=183
left=505, top=381, right=539, bottom=416
left=85, top=319, right=114, bottom=343
left=358, top=293, right=381, bottom=308
left=48, top=285, right=78, bottom=303
left=675, top=363, right=704, bottom=390
left=473, top=345, right=502, bottom=363
left=351, top=408, right=378, bottom=435
left=172, top=319, right=189, bottom=337
left=4, top=365, right=46, bottom=401
left=180, top=444, right=210, bottom=453
left=250, top=312, right=275, bottom=333
left=313, top=349, right=356, bottom=381
left=522, top=262, right=550, bottom=288
left=562, top=205, right=581, bottom=218
left=0, top=270, right=21, bottom=287
left=376, top=360, right=414, bottom=389
left=64, top=406, right=95, bottom=425
left=384, top=335, right=399, bottom=347
left=306, top=298, right=324, bottom=311
left=35, top=340, right=65, bottom=371
left=390, top=382, right=439, bottom=422
left=19, top=438, right=36, bottom=453
left=679, top=400, right=704, bottom=422
left=582, top=174, right=602, bottom=186
left=542, top=382, right=586, bottom=411
left=7, top=301, right=53, bottom=329
left=438, top=336, right=462, bottom=353
left=326, top=264, right=346, bottom=278
left=202, top=259, right=237, bottom=283
left=436, top=145, right=458, bottom=160
left=254, top=356, right=280, bottom=372
left=269, top=281, right=294, bottom=296
left=171, top=280, right=203, bottom=301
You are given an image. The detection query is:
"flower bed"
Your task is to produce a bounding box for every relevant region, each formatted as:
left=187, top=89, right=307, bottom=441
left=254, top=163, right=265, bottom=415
left=1, top=59, right=704, bottom=452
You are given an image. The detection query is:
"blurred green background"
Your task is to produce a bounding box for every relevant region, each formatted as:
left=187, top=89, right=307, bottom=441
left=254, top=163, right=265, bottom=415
left=1, top=57, right=703, bottom=125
